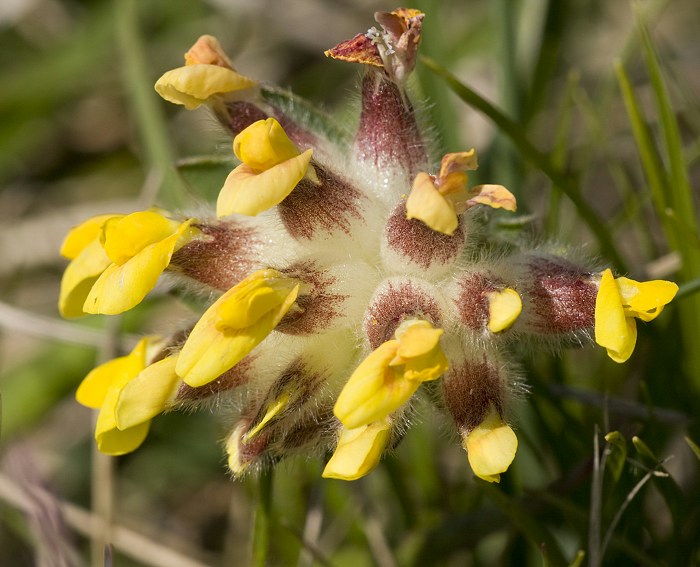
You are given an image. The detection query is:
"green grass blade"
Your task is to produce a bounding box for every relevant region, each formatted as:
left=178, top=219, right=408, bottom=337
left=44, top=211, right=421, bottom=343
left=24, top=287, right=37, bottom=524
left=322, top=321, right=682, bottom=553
left=614, top=61, right=676, bottom=246
left=638, top=16, right=699, bottom=242
left=635, top=10, right=700, bottom=391
left=420, top=55, right=626, bottom=270
left=115, top=0, right=189, bottom=209
left=545, top=71, right=578, bottom=237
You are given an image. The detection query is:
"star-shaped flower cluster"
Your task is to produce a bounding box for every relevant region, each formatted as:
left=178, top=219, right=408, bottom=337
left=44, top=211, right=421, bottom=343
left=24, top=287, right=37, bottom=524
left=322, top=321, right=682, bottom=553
left=59, top=10, right=677, bottom=483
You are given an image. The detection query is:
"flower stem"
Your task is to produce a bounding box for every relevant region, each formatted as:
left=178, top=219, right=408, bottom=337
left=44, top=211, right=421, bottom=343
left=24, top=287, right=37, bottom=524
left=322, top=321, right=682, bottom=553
left=91, top=316, right=121, bottom=567
left=251, top=469, right=274, bottom=566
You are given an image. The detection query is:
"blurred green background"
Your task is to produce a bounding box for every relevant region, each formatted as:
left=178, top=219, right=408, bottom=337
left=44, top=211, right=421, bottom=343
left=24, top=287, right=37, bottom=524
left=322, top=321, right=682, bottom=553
left=1, top=0, right=699, bottom=565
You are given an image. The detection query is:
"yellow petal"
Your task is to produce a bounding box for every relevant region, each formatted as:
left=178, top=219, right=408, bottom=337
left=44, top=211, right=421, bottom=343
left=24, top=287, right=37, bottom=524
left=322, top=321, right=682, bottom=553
left=391, top=320, right=448, bottom=382
left=216, top=273, right=300, bottom=329
left=243, top=392, right=291, bottom=442
left=405, top=172, right=458, bottom=235
left=616, top=276, right=678, bottom=322
left=401, top=345, right=449, bottom=383
left=486, top=288, right=522, bottom=333
left=467, top=184, right=517, bottom=212
left=176, top=271, right=300, bottom=387
left=322, top=419, right=391, bottom=481
left=115, top=355, right=181, bottom=430
left=83, top=219, right=195, bottom=315
left=233, top=118, right=300, bottom=171
left=464, top=406, right=518, bottom=483
left=60, top=214, right=121, bottom=260
left=96, top=421, right=151, bottom=456
left=334, top=341, right=420, bottom=428
left=595, top=269, right=637, bottom=363
left=217, top=150, right=313, bottom=217
left=59, top=240, right=112, bottom=319
left=154, top=64, right=257, bottom=110
left=76, top=337, right=150, bottom=409
left=100, top=211, right=182, bottom=265
left=393, top=320, right=443, bottom=359
left=438, top=171, right=468, bottom=197
left=91, top=340, right=154, bottom=456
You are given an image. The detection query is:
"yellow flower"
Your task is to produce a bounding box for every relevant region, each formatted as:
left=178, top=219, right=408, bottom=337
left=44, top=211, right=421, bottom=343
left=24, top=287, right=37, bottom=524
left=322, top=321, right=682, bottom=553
left=486, top=288, right=522, bottom=333
left=83, top=211, right=198, bottom=315
left=406, top=150, right=516, bottom=235
left=595, top=268, right=678, bottom=363
left=334, top=320, right=448, bottom=428
left=464, top=404, right=518, bottom=483
left=155, top=35, right=257, bottom=110
left=322, top=419, right=391, bottom=481
left=176, top=269, right=300, bottom=387
left=59, top=214, right=122, bottom=318
left=76, top=337, right=160, bottom=455
left=59, top=211, right=198, bottom=317
left=217, top=118, right=318, bottom=217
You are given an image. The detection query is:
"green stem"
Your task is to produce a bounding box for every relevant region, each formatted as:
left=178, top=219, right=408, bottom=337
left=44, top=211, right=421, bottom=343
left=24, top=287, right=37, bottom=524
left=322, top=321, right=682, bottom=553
left=420, top=55, right=626, bottom=271
left=251, top=469, right=274, bottom=567
left=114, top=0, right=188, bottom=209
left=91, top=316, right=121, bottom=567
left=493, top=0, right=522, bottom=192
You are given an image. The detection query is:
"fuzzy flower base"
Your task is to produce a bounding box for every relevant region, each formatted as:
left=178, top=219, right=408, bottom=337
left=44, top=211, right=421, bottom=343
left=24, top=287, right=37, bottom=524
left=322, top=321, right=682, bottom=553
left=60, top=9, right=678, bottom=483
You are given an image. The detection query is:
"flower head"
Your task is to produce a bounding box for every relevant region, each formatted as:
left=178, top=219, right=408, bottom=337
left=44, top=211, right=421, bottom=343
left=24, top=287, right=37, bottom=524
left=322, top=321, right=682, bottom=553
left=61, top=7, right=677, bottom=488
left=595, top=269, right=678, bottom=363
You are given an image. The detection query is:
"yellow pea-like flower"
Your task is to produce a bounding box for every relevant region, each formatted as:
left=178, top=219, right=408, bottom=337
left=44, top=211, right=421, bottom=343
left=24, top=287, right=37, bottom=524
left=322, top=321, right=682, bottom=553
left=334, top=319, right=448, bottom=428
left=76, top=338, right=160, bottom=456
left=217, top=118, right=317, bottom=217
left=115, top=355, right=182, bottom=432
left=463, top=405, right=518, bottom=483
left=176, top=269, right=300, bottom=387
left=154, top=35, right=257, bottom=110
left=595, top=269, right=678, bottom=363
left=59, top=211, right=198, bottom=318
left=406, top=149, right=516, bottom=236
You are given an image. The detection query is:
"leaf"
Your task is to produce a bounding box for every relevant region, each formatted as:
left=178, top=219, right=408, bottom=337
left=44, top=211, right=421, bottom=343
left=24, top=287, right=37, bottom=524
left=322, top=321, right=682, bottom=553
left=632, top=436, right=657, bottom=462
left=684, top=436, right=700, bottom=462
left=568, top=550, right=585, bottom=567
